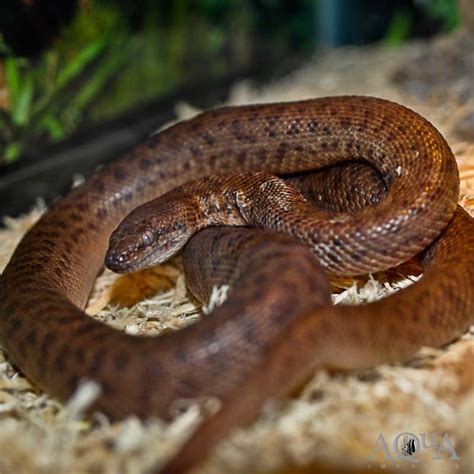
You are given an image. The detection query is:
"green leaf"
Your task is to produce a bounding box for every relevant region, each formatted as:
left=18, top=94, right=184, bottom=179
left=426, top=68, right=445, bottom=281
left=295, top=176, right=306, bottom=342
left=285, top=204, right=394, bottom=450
left=384, top=9, right=412, bottom=46
left=4, top=56, right=21, bottom=107
left=11, top=73, right=34, bottom=126
left=40, top=115, right=65, bottom=141
left=56, top=39, right=106, bottom=89
left=30, top=39, right=107, bottom=122
left=425, top=0, right=459, bottom=31
left=60, top=41, right=128, bottom=131
left=4, top=142, right=22, bottom=163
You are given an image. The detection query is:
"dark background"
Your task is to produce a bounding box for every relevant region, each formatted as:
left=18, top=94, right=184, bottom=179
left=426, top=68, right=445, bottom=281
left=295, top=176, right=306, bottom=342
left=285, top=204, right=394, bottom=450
left=0, top=0, right=460, bottom=216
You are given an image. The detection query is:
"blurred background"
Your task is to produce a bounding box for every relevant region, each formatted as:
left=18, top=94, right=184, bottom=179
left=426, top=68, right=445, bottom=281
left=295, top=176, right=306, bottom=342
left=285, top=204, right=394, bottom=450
left=0, top=0, right=464, bottom=215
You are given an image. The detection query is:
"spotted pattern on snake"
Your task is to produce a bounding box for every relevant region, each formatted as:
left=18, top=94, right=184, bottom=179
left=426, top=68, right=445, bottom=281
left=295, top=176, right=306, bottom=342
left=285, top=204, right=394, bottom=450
left=0, top=96, right=473, bottom=473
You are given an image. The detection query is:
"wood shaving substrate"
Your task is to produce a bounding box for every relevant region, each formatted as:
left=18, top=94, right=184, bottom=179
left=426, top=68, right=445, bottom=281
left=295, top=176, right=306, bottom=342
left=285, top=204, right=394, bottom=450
left=1, top=42, right=474, bottom=474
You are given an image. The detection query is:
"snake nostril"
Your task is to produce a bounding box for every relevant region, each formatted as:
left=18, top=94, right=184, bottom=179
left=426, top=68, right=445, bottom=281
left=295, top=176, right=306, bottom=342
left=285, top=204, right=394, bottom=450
left=105, top=248, right=129, bottom=270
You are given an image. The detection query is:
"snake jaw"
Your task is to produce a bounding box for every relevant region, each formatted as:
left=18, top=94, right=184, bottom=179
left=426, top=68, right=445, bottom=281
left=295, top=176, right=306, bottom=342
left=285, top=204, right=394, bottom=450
left=105, top=193, right=199, bottom=274
left=105, top=231, right=191, bottom=274
left=104, top=231, right=146, bottom=272
left=105, top=218, right=195, bottom=274
left=104, top=212, right=162, bottom=273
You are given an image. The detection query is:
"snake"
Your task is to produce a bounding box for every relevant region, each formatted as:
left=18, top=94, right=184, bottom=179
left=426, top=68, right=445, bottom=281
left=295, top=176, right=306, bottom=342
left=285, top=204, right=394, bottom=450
left=0, top=96, right=473, bottom=473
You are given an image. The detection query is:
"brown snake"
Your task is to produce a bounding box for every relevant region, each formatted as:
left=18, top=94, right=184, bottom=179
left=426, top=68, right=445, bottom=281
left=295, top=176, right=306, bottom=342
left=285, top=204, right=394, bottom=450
left=0, top=96, right=473, bottom=472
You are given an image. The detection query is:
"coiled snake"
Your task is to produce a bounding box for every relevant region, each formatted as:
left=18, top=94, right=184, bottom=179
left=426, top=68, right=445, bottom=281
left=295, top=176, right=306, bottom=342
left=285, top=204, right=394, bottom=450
left=0, top=96, right=473, bottom=472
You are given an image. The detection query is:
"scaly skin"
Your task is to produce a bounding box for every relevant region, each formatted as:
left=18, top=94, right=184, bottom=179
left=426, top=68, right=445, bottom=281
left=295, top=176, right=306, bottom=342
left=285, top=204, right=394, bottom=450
left=0, top=97, right=472, bottom=472
left=164, top=207, right=474, bottom=472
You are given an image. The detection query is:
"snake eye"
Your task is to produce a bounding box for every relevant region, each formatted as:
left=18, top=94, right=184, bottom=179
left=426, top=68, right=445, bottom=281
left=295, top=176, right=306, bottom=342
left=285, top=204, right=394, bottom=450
left=142, top=230, right=155, bottom=247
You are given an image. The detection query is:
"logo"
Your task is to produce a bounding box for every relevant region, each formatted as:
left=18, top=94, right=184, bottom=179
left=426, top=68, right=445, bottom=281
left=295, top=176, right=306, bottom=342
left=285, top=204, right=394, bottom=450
left=368, top=432, right=460, bottom=469
left=400, top=434, right=417, bottom=457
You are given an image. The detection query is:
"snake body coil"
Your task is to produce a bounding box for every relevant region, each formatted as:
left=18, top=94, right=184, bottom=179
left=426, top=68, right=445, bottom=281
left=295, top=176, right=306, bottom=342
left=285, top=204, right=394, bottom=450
left=0, top=96, right=473, bottom=472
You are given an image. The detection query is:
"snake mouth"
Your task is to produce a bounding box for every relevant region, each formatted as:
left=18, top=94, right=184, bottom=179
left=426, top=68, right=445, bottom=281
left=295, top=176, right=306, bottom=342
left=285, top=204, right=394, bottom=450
left=105, top=233, right=152, bottom=273
left=104, top=247, right=161, bottom=273
left=105, top=235, right=182, bottom=274
left=104, top=249, right=134, bottom=273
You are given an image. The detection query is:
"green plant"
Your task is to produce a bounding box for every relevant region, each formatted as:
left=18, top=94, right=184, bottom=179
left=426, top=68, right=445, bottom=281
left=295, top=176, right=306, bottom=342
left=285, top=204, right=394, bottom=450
left=421, top=0, right=459, bottom=31
left=384, top=9, right=413, bottom=46
left=384, top=0, right=460, bottom=46
left=0, top=34, right=128, bottom=164
left=0, top=1, right=316, bottom=165
left=0, top=0, right=130, bottom=165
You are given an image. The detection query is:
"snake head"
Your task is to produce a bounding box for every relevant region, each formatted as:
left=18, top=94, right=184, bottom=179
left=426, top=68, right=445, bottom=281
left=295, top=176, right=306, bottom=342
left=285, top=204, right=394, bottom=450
left=105, top=197, right=196, bottom=273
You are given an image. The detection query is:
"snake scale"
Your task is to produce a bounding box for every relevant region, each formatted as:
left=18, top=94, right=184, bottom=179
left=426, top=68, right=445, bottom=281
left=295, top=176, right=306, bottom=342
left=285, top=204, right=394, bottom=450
left=0, top=96, right=473, bottom=472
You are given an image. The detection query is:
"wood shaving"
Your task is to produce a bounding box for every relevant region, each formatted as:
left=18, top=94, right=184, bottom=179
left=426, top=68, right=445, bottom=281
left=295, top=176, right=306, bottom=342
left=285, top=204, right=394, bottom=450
left=1, top=40, right=474, bottom=473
